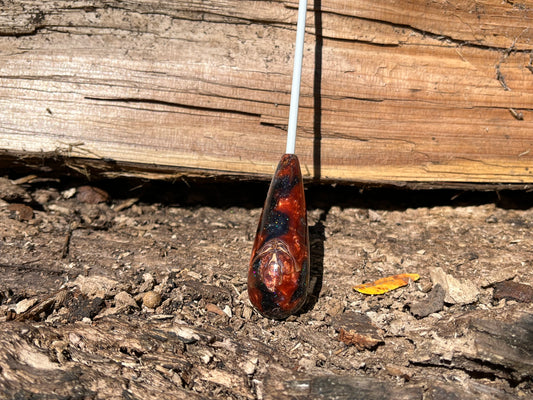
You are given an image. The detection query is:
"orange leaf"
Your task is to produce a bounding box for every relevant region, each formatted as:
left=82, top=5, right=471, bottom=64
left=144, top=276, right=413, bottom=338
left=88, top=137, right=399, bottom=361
left=354, top=273, right=420, bottom=295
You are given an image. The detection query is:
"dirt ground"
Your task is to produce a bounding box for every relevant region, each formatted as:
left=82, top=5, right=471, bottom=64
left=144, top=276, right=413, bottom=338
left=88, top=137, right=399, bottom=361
left=0, top=173, right=532, bottom=399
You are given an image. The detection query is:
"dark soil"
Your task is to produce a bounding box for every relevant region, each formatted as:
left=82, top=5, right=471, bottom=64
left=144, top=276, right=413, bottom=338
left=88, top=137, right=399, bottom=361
left=0, top=174, right=532, bottom=399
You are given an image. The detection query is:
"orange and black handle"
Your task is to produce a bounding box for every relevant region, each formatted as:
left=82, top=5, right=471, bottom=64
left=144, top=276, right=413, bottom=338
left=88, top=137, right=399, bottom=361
left=248, top=154, right=310, bottom=319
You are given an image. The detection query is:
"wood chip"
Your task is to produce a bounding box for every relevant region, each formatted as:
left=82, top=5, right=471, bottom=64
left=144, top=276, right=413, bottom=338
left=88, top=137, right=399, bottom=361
left=173, top=326, right=201, bottom=344
left=384, top=364, right=412, bottom=381
left=429, top=267, right=479, bottom=305
left=493, top=281, right=533, bottom=303
left=113, top=197, right=139, bottom=212
left=15, top=298, right=39, bottom=314
left=114, top=291, right=138, bottom=310
left=409, top=283, right=445, bottom=318
left=71, top=275, right=122, bottom=298
left=14, top=290, right=69, bottom=322
left=11, top=175, right=38, bottom=185
left=333, top=312, right=384, bottom=350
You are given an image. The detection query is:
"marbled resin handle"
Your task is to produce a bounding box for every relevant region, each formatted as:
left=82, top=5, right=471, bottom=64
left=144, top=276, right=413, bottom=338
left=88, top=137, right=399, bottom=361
left=248, top=154, right=310, bottom=319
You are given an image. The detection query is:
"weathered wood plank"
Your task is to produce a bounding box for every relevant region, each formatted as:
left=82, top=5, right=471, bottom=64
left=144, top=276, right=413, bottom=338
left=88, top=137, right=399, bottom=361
left=0, top=0, right=532, bottom=184
left=1, top=313, right=527, bottom=400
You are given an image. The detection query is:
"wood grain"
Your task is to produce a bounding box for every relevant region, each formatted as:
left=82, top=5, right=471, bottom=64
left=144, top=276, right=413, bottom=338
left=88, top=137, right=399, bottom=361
left=1, top=0, right=532, bottom=184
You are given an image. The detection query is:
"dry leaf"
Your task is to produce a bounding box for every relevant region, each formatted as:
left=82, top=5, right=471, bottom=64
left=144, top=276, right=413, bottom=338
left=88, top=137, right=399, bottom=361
left=354, top=273, right=420, bottom=295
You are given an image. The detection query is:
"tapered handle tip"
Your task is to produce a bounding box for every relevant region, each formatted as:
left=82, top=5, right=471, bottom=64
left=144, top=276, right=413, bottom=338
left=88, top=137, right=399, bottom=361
left=248, top=154, right=310, bottom=319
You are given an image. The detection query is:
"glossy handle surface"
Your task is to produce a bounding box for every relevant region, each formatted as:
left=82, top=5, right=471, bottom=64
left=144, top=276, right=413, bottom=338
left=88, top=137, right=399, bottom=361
left=248, top=154, right=310, bottom=319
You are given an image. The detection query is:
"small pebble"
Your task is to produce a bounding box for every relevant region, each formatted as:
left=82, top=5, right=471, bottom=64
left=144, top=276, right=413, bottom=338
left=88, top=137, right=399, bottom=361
left=143, top=291, right=162, bottom=309
left=76, top=186, right=109, bottom=204
left=242, top=306, right=253, bottom=319
left=243, top=357, right=258, bottom=375
left=62, top=188, right=77, bottom=199
left=7, top=203, right=34, bottom=221
left=298, top=358, right=315, bottom=370
left=223, top=305, right=233, bottom=318
left=200, top=350, right=213, bottom=364
left=206, top=303, right=226, bottom=316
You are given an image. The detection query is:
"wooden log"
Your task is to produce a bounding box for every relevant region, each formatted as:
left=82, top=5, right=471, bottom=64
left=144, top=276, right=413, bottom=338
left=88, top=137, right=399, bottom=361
left=0, top=314, right=525, bottom=399
left=1, top=0, right=532, bottom=184
left=411, top=307, right=533, bottom=382
left=281, top=376, right=424, bottom=399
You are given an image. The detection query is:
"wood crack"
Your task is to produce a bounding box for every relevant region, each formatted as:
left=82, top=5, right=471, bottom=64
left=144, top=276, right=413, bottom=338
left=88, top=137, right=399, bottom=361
left=84, top=96, right=261, bottom=118
left=319, top=10, right=532, bottom=52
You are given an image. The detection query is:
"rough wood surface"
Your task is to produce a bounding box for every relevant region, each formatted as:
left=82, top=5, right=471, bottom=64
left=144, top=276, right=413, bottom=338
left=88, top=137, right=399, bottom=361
left=0, top=176, right=532, bottom=398
left=1, top=0, right=533, bottom=184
